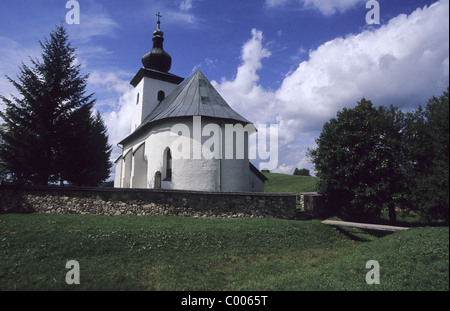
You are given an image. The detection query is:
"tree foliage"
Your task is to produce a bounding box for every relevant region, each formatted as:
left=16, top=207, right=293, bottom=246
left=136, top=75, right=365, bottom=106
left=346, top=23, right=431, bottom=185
left=0, top=25, right=112, bottom=186
left=405, top=89, right=449, bottom=222
left=293, top=168, right=310, bottom=176
left=309, top=90, right=449, bottom=223
left=309, top=99, right=402, bottom=221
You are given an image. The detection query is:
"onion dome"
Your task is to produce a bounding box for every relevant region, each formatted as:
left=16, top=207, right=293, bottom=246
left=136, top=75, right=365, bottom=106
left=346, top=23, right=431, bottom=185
left=141, top=13, right=172, bottom=73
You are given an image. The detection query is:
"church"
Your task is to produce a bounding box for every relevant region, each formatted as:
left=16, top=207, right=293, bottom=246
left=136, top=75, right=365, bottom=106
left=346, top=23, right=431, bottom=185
left=114, top=15, right=267, bottom=192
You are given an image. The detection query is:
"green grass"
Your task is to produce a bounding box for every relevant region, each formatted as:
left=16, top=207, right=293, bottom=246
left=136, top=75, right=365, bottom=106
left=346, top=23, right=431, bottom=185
left=1, top=213, right=448, bottom=290
left=263, top=172, right=318, bottom=194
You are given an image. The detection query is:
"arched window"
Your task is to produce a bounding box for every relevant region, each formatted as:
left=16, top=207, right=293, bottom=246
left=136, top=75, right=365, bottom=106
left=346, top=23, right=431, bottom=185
left=136, top=93, right=140, bottom=105
left=158, top=90, right=165, bottom=101
left=163, top=148, right=172, bottom=181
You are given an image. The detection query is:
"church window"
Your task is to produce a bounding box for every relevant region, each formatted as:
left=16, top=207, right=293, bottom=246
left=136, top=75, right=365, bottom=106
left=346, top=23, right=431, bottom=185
left=136, top=93, right=140, bottom=105
left=158, top=90, right=165, bottom=101
left=163, top=148, right=172, bottom=181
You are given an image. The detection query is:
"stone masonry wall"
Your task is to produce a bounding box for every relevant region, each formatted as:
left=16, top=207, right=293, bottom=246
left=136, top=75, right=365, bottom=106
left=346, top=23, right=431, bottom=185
left=0, top=185, right=297, bottom=219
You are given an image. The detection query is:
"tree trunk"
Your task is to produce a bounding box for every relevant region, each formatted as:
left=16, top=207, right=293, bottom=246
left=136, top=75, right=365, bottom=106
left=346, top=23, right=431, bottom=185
left=388, top=203, right=397, bottom=224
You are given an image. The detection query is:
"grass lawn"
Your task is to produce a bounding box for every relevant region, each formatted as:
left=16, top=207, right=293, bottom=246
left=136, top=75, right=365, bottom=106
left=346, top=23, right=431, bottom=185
left=263, top=172, right=318, bottom=194
left=0, top=213, right=448, bottom=291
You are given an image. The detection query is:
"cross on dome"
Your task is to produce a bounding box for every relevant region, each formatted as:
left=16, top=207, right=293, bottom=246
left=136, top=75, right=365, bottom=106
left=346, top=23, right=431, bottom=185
left=141, top=11, right=172, bottom=72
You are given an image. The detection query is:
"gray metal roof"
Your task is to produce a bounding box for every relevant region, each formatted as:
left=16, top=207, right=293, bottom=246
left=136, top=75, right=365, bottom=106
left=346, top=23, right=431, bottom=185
left=143, top=70, right=251, bottom=125
left=119, top=70, right=252, bottom=146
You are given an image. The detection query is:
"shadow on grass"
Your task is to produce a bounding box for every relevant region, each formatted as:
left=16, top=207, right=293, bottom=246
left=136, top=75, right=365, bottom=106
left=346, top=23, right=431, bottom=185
left=333, top=226, right=393, bottom=242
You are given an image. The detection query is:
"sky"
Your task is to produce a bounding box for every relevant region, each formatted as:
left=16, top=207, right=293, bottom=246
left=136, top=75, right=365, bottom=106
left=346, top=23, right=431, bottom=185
left=0, top=0, right=449, bottom=179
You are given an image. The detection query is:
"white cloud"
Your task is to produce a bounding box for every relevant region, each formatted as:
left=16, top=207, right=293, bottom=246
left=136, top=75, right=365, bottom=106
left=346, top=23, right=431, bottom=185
left=212, top=29, right=275, bottom=125
left=89, top=70, right=132, bottom=95
left=166, top=10, right=198, bottom=25
left=212, top=0, right=449, bottom=173
left=265, top=0, right=365, bottom=15
left=0, top=37, right=42, bottom=110
left=277, top=0, right=449, bottom=133
left=265, top=0, right=291, bottom=8
left=84, top=69, right=135, bottom=166
left=68, top=4, right=119, bottom=43
left=102, top=87, right=135, bottom=160
left=180, top=0, right=193, bottom=11
left=303, top=0, right=364, bottom=15
left=191, top=58, right=218, bottom=74
left=138, top=0, right=201, bottom=28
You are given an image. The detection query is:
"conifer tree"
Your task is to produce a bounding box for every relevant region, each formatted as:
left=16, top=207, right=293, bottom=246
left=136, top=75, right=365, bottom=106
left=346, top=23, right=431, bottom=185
left=0, top=25, right=111, bottom=186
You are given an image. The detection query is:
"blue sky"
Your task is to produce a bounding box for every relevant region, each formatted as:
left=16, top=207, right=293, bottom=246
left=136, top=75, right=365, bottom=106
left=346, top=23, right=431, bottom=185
left=1, top=0, right=449, bottom=178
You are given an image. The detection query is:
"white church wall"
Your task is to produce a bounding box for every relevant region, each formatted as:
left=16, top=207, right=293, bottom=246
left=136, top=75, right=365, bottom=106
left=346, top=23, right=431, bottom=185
left=131, top=84, right=142, bottom=133
left=131, top=143, right=147, bottom=188
left=144, top=119, right=220, bottom=191
left=113, top=156, right=122, bottom=188
left=122, top=149, right=132, bottom=188
left=172, top=159, right=220, bottom=191
left=219, top=120, right=252, bottom=192
left=172, top=117, right=252, bottom=192
left=117, top=117, right=264, bottom=192
left=131, top=77, right=179, bottom=132
left=144, top=123, right=173, bottom=189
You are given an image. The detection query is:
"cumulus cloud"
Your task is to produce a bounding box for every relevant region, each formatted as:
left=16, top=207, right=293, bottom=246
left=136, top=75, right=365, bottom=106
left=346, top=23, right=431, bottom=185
left=102, top=87, right=135, bottom=160
left=83, top=69, right=135, bottom=166
left=213, top=0, right=449, bottom=173
left=277, top=0, right=449, bottom=134
left=211, top=29, right=276, bottom=125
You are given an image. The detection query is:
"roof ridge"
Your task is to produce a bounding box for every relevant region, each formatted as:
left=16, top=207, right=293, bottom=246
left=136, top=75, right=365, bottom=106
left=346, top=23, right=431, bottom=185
left=146, top=70, right=249, bottom=125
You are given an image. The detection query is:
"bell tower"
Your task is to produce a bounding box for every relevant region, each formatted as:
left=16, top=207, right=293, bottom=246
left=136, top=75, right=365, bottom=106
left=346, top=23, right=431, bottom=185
left=130, top=12, right=184, bottom=132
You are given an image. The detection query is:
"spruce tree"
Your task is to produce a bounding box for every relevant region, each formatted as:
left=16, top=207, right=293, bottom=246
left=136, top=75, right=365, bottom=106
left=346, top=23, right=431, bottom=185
left=61, top=109, right=112, bottom=186
left=0, top=25, right=111, bottom=186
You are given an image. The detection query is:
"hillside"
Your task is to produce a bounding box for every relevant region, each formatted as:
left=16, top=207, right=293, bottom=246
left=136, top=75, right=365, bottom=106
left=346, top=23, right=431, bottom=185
left=263, top=172, right=318, bottom=194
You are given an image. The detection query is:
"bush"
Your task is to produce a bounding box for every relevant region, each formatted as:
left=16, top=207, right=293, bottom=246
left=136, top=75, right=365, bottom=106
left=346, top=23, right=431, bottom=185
left=293, top=168, right=310, bottom=176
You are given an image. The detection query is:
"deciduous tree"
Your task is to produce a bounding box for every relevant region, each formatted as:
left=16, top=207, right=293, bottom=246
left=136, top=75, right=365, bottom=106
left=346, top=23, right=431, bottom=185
left=309, top=99, right=406, bottom=222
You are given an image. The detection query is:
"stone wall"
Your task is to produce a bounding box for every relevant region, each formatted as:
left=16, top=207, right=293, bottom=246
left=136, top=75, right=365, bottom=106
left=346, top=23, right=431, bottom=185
left=300, top=192, right=327, bottom=217
left=0, top=185, right=297, bottom=219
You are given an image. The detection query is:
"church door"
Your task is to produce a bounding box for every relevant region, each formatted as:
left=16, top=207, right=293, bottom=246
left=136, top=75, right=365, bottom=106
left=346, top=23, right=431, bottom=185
left=154, top=171, right=161, bottom=189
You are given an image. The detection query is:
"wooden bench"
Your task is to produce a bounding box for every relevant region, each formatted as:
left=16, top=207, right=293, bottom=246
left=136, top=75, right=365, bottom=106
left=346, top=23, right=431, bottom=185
left=321, top=220, right=409, bottom=232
